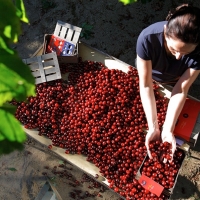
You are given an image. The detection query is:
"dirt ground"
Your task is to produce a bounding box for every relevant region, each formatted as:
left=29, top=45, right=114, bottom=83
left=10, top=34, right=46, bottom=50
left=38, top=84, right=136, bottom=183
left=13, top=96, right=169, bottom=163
left=1, top=0, right=200, bottom=199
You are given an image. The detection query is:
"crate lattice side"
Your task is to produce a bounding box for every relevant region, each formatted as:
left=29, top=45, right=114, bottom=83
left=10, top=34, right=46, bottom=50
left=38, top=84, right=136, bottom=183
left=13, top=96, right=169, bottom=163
left=54, top=20, right=82, bottom=46
left=23, top=52, right=61, bottom=84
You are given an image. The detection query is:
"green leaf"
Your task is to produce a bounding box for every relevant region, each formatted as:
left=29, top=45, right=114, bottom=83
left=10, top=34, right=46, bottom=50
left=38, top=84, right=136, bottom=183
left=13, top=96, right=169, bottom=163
left=80, top=23, right=94, bottom=40
left=119, top=0, right=138, bottom=5
left=0, top=49, right=35, bottom=84
left=41, top=0, right=56, bottom=11
left=7, top=167, right=17, bottom=171
left=0, top=0, right=31, bottom=156
left=59, top=160, right=64, bottom=165
left=0, top=131, right=5, bottom=141
left=0, top=36, right=14, bottom=54
left=0, top=62, right=27, bottom=104
left=0, top=49, right=35, bottom=105
left=4, top=26, right=12, bottom=41
left=81, top=23, right=93, bottom=31
left=0, top=104, right=26, bottom=143
left=15, top=0, right=29, bottom=23
left=0, top=0, right=21, bottom=43
left=0, top=84, right=16, bottom=106
left=119, top=0, right=152, bottom=4
left=1, top=103, right=16, bottom=114
left=0, top=139, right=24, bottom=155
left=141, top=0, right=152, bottom=3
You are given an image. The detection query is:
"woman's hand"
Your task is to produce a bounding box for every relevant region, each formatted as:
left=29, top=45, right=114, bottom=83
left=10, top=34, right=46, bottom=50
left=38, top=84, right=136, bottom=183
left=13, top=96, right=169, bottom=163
left=161, top=131, right=176, bottom=161
left=145, top=128, right=161, bottom=159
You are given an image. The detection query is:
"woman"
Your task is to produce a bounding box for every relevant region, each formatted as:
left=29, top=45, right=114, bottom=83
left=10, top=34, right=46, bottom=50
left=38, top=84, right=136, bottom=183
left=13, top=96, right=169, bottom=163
left=136, top=4, right=200, bottom=160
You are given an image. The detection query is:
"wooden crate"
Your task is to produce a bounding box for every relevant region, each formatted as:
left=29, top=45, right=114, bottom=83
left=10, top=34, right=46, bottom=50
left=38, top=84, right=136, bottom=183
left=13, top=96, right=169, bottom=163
left=43, top=21, right=82, bottom=64
left=24, top=41, right=200, bottom=200
left=23, top=52, right=61, bottom=84
left=54, top=20, right=82, bottom=45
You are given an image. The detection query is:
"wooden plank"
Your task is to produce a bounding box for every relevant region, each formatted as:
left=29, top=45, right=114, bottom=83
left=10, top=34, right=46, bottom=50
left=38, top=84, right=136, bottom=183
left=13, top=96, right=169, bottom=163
left=59, top=26, right=68, bottom=39
left=65, top=29, right=74, bottom=42
left=46, top=74, right=60, bottom=82
left=31, top=71, right=41, bottom=77
left=24, top=127, right=105, bottom=181
left=54, top=23, right=62, bottom=37
left=23, top=56, right=38, bottom=64
left=43, top=60, right=56, bottom=67
left=56, top=20, right=82, bottom=33
left=28, top=63, right=40, bottom=71
left=35, top=77, right=42, bottom=85
left=73, top=31, right=81, bottom=44
left=30, top=66, right=59, bottom=78
left=42, top=52, right=57, bottom=60
left=44, top=67, right=56, bottom=74
left=37, top=55, right=46, bottom=82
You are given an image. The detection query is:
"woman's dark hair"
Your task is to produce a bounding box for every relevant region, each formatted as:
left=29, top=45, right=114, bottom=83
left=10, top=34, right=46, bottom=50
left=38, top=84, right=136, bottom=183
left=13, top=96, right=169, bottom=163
left=165, top=4, right=200, bottom=44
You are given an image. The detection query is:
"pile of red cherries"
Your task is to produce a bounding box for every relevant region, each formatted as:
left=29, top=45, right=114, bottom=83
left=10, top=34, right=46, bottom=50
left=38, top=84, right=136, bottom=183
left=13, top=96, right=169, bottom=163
left=12, top=58, right=183, bottom=199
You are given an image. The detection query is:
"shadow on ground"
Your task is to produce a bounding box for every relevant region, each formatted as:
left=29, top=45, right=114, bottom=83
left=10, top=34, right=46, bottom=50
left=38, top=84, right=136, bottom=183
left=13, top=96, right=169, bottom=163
left=170, top=175, right=200, bottom=200
left=189, top=83, right=200, bottom=100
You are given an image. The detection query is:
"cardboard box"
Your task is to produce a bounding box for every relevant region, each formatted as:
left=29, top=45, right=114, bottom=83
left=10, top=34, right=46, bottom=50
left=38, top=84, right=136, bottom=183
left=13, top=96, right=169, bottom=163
left=43, top=20, right=82, bottom=64
left=46, top=34, right=76, bottom=56
left=136, top=148, right=186, bottom=199
left=158, top=84, right=200, bottom=147
left=174, top=98, right=200, bottom=145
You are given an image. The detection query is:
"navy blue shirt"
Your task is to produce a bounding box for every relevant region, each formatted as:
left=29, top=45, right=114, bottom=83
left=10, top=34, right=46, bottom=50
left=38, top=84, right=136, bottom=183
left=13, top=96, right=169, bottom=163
left=136, top=21, right=200, bottom=83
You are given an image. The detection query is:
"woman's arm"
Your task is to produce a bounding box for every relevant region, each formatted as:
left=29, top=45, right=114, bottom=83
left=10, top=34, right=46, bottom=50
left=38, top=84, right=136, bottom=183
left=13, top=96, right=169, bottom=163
left=162, top=68, right=200, bottom=155
left=136, top=55, right=160, bottom=158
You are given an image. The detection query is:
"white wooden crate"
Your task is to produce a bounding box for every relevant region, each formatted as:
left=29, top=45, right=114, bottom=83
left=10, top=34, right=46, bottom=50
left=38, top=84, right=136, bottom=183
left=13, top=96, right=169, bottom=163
left=23, top=52, right=61, bottom=84
left=54, top=20, right=82, bottom=46
left=43, top=21, right=82, bottom=63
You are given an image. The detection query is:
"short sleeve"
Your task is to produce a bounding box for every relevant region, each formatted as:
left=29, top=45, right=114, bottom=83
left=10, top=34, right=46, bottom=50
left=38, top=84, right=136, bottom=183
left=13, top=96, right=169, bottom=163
left=190, top=62, right=200, bottom=70
left=136, top=31, right=152, bottom=60
left=187, top=52, right=200, bottom=70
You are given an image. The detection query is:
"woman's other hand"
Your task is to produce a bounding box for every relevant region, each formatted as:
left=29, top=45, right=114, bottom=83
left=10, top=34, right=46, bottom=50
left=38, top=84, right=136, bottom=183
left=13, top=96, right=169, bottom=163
left=161, top=131, right=176, bottom=161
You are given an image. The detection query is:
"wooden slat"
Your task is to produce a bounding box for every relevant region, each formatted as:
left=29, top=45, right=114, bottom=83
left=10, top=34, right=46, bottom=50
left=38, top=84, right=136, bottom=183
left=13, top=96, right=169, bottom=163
left=56, top=20, right=82, bottom=32
left=65, top=29, right=74, bottom=42
left=60, top=27, right=68, bottom=39
left=32, top=67, right=59, bottom=77
left=35, top=75, right=60, bottom=84
left=42, top=52, right=57, bottom=60
left=46, top=74, right=60, bottom=82
left=22, top=59, right=27, bottom=64
left=35, top=77, right=42, bottom=85
left=24, top=56, right=38, bottom=64
left=37, top=55, right=46, bottom=82
left=28, top=63, right=40, bottom=71
left=43, top=60, right=56, bottom=67
left=54, top=24, right=62, bottom=37
left=31, top=71, right=41, bottom=77
left=44, top=67, right=56, bottom=75
left=73, top=32, right=81, bottom=44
